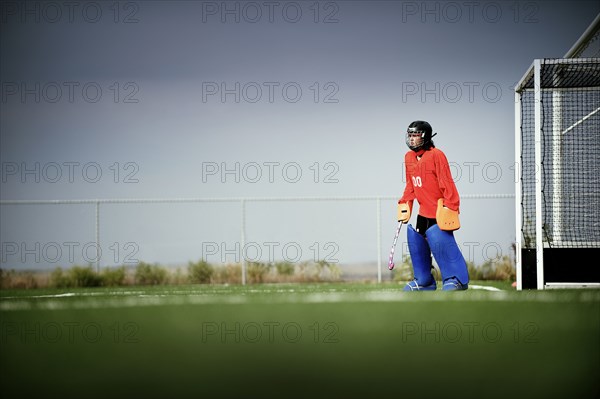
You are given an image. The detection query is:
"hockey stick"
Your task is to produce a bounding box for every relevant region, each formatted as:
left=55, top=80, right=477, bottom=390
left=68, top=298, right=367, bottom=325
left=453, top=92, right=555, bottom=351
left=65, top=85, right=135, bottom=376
left=388, top=221, right=403, bottom=270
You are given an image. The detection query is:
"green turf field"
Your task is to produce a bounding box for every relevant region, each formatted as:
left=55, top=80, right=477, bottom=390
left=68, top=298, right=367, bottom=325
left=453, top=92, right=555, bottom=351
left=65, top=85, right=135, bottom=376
left=1, top=282, right=599, bottom=398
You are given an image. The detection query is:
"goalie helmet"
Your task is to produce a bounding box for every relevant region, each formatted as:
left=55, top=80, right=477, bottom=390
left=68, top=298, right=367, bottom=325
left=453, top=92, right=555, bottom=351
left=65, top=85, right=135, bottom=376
left=406, top=120, right=435, bottom=151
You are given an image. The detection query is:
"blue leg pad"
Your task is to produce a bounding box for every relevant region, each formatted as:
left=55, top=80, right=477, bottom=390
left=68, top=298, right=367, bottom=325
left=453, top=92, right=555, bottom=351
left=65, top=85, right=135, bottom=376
left=404, top=224, right=436, bottom=291
left=425, top=224, right=469, bottom=289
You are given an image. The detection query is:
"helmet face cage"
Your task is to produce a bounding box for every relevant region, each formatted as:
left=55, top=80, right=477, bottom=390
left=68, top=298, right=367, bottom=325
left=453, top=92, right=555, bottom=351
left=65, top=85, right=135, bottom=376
left=406, top=128, right=425, bottom=150
left=406, top=121, right=433, bottom=151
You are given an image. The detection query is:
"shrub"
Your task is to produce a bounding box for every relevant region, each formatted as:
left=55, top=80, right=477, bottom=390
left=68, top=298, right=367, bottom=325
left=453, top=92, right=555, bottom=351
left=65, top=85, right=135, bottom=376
left=0, top=268, right=6, bottom=288
left=69, top=266, right=102, bottom=287
left=50, top=267, right=70, bottom=288
left=392, top=255, right=415, bottom=282
left=170, top=268, right=188, bottom=285
left=101, top=266, right=127, bottom=286
left=467, top=261, right=483, bottom=280
left=188, top=260, right=214, bottom=284
left=247, top=262, right=271, bottom=284
left=214, top=264, right=242, bottom=284
left=0, top=269, right=38, bottom=289
left=134, top=262, right=168, bottom=285
left=486, top=256, right=516, bottom=280
left=275, top=261, right=295, bottom=276
left=297, top=261, right=318, bottom=282
left=313, top=260, right=342, bottom=281
left=468, top=256, right=515, bottom=281
left=0, top=268, right=12, bottom=289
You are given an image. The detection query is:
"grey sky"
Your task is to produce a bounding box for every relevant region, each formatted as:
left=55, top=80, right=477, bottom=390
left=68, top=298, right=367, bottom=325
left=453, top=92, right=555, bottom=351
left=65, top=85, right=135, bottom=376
left=1, top=1, right=599, bottom=270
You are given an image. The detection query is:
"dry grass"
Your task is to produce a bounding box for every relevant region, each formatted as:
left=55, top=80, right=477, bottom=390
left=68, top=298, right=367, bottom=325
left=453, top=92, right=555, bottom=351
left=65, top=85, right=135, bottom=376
left=0, top=260, right=343, bottom=289
left=1, top=256, right=515, bottom=290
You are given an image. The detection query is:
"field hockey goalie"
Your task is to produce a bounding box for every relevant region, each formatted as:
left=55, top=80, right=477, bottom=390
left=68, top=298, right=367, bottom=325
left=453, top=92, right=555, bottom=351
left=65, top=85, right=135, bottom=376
left=397, top=120, right=469, bottom=291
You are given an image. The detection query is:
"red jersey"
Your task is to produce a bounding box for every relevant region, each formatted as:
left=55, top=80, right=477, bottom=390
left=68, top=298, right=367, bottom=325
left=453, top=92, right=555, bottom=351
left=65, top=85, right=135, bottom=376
left=399, top=147, right=460, bottom=218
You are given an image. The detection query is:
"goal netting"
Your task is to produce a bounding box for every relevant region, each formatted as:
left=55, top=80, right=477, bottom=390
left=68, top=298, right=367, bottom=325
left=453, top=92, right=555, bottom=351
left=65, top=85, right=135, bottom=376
left=515, top=58, right=600, bottom=289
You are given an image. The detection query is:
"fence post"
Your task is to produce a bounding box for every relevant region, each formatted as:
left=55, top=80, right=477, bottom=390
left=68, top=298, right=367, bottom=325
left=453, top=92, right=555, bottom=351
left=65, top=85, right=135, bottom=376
left=241, top=199, right=246, bottom=285
left=95, top=201, right=100, bottom=272
left=377, top=198, right=381, bottom=283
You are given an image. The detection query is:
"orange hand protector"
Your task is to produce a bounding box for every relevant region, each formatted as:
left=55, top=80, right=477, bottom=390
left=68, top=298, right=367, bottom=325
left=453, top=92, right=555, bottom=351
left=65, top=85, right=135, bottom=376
left=397, top=202, right=411, bottom=223
left=436, top=198, right=460, bottom=231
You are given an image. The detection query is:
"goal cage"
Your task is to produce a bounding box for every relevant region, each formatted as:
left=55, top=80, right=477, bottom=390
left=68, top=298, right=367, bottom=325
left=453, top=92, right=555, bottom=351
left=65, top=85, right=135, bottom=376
left=515, top=16, right=600, bottom=289
left=515, top=58, right=600, bottom=289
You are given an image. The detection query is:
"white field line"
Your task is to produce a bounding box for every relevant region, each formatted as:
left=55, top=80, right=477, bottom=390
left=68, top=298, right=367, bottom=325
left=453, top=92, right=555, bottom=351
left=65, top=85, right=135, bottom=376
left=469, top=285, right=502, bottom=291
left=1, top=288, right=599, bottom=311
left=0, top=284, right=500, bottom=300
